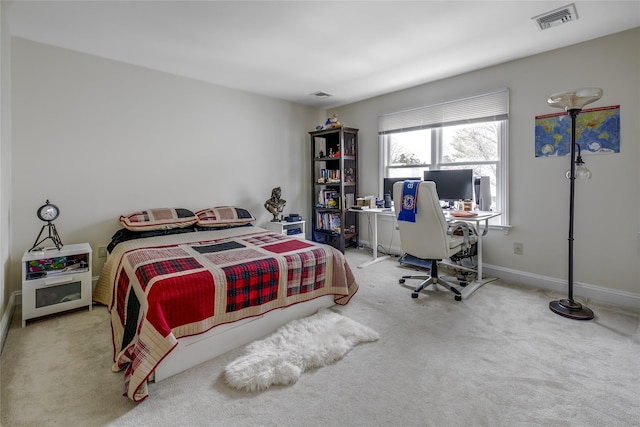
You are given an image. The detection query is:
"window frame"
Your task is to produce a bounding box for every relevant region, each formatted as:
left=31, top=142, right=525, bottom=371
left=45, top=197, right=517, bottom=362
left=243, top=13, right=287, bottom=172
left=378, top=91, right=510, bottom=228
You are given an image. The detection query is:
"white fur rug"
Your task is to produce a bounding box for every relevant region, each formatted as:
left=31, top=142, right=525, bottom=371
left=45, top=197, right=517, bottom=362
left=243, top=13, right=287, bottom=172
left=224, top=308, right=379, bottom=392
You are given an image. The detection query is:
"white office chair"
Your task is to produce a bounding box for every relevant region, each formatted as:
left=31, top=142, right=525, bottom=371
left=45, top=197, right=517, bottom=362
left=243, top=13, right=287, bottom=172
left=393, top=181, right=477, bottom=301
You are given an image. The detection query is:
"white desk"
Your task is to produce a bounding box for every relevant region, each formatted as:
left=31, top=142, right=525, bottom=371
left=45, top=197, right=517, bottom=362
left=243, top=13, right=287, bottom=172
left=349, top=208, right=395, bottom=268
left=440, top=211, right=501, bottom=300
left=444, top=211, right=500, bottom=282
left=352, top=207, right=500, bottom=285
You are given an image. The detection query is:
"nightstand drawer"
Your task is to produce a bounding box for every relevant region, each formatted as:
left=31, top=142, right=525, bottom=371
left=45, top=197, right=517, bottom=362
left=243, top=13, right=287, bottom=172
left=22, top=271, right=92, bottom=324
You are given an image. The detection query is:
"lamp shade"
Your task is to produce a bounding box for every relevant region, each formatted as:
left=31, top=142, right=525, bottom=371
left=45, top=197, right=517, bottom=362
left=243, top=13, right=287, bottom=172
left=547, top=88, right=603, bottom=111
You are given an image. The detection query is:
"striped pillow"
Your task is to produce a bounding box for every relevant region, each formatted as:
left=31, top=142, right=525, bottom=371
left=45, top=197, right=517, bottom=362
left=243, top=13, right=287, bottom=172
left=119, top=208, right=198, bottom=231
left=195, top=206, right=256, bottom=228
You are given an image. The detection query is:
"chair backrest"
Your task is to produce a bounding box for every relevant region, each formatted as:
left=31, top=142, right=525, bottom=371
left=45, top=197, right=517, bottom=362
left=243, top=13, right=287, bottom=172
left=393, top=180, right=452, bottom=260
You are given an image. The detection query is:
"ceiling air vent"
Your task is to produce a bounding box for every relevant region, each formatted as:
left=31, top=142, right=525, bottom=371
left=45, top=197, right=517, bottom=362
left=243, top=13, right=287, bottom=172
left=310, top=91, right=334, bottom=99
left=532, top=3, right=578, bottom=30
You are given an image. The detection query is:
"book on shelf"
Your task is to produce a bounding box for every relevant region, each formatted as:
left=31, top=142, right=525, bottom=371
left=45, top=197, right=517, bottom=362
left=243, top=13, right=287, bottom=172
left=330, top=214, right=341, bottom=231
left=345, top=193, right=355, bottom=209
left=316, top=212, right=342, bottom=232
left=316, top=169, right=342, bottom=184
left=317, top=189, right=340, bottom=208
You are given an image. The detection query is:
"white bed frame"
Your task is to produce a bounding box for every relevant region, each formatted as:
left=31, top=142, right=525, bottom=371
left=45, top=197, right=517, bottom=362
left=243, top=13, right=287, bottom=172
left=152, top=295, right=336, bottom=382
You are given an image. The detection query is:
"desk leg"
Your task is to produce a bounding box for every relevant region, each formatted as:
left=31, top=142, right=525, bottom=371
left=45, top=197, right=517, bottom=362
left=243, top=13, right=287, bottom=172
left=459, top=222, right=497, bottom=300
left=358, top=212, right=389, bottom=268
left=476, top=231, right=483, bottom=280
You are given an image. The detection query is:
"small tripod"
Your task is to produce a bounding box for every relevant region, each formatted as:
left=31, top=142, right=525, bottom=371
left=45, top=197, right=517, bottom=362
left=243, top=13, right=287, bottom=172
left=30, top=222, right=63, bottom=251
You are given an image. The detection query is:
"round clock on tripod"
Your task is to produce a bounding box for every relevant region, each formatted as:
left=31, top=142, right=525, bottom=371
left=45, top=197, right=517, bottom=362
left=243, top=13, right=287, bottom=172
left=30, top=200, right=63, bottom=251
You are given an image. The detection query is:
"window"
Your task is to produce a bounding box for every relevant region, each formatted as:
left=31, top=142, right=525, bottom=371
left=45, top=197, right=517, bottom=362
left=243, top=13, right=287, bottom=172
left=379, top=89, right=509, bottom=225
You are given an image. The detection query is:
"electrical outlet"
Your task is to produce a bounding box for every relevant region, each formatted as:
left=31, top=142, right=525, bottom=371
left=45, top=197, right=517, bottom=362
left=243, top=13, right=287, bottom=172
left=513, top=242, right=523, bottom=255
left=98, top=246, right=107, bottom=258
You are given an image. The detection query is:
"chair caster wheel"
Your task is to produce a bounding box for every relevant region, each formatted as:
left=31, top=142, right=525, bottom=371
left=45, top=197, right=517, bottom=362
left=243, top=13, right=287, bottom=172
left=411, top=292, right=419, bottom=298
left=399, top=278, right=405, bottom=284
left=455, top=295, right=462, bottom=301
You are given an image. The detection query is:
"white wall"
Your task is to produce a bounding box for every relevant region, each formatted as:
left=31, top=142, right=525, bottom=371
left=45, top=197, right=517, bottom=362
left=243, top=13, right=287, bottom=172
left=9, top=38, right=324, bottom=294
left=6, top=29, right=640, bottom=313
left=1, top=3, right=14, bottom=340
left=332, top=28, right=640, bottom=306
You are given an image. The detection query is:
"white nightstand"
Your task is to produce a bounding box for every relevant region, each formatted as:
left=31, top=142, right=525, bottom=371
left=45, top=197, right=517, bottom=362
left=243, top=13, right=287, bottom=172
left=264, top=220, right=306, bottom=239
left=21, top=243, right=93, bottom=327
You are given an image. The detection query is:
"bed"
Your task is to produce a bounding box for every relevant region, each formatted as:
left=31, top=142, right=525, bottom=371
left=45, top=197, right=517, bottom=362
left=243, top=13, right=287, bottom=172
left=93, top=207, right=358, bottom=402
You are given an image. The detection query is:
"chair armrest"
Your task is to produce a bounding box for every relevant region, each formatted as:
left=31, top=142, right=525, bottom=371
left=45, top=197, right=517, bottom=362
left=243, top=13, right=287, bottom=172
left=448, top=221, right=476, bottom=249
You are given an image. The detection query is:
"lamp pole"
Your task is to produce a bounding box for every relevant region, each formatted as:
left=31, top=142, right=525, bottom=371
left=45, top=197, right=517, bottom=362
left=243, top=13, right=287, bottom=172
left=546, top=88, right=603, bottom=319
left=546, top=88, right=602, bottom=320
left=567, top=108, right=578, bottom=303
left=548, top=108, right=594, bottom=319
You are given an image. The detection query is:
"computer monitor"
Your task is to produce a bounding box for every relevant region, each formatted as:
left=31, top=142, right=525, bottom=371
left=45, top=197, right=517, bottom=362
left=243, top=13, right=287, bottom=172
left=423, top=169, right=474, bottom=205
left=383, top=177, right=420, bottom=197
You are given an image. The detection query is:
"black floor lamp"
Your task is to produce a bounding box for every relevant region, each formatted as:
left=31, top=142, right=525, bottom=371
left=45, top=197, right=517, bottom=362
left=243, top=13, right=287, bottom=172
left=546, top=87, right=603, bottom=320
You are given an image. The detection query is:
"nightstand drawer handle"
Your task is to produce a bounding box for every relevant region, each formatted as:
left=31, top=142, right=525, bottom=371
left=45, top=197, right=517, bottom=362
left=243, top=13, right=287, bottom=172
left=44, top=276, right=75, bottom=287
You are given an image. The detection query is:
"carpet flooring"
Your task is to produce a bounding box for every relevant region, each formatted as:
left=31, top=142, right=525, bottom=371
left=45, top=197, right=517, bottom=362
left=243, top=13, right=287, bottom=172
left=1, top=248, right=639, bottom=426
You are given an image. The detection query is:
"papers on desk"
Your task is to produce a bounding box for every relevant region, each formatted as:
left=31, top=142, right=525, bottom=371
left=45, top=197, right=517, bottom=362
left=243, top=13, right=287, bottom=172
left=350, top=206, right=370, bottom=210
left=450, top=210, right=479, bottom=218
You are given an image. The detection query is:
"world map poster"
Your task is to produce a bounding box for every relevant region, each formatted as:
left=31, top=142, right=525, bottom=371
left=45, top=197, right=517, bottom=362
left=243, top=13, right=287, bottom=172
left=534, top=105, right=620, bottom=157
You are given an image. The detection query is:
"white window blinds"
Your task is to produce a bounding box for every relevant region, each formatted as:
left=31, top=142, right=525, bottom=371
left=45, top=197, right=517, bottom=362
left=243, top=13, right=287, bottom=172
left=379, top=88, right=509, bottom=135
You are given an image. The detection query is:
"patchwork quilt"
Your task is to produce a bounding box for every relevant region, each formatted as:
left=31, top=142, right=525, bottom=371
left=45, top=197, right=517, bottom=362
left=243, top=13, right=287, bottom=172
left=93, top=227, right=358, bottom=401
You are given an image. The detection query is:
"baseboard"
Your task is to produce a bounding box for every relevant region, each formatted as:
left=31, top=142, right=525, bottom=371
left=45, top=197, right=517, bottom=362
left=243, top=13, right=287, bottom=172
left=3, top=261, right=637, bottom=353
left=353, top=240, right=640, bottom=313
left=0, top=291, right=19, bottom=354
left=482, top=264, right=640, bottom=313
